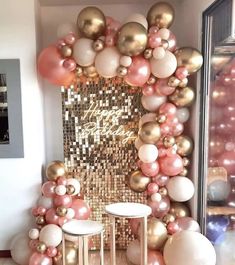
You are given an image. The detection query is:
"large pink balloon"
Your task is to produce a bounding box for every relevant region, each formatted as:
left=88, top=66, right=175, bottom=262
left=42, top=181, right=56, bottom=198
left=140, top=161, right=160, bottom=177
left=147, top=197, right=170, bottom=218
left=53, top=195, right=72, bottom=207
left=29, top=253, right=52, bottom=265
left=148, top=250, right=165, bottom=265
left=38, top=46, right=75, bottom=86
left=125, top=56, right=151, bottom=87
left=218, top=151, right=235, bottom=175
left=45, top=208, right=59, bottom=225
left=159, top=154, right=183, bottom=176
left=71, top=199, right=91, bottom=220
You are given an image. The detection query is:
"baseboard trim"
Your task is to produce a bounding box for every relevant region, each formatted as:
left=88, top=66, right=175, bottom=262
left=0, top=250, right=11, bottom=258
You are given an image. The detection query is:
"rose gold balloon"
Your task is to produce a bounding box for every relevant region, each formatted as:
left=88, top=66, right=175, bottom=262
left=148, top=250, right=165, bottom=265
left=154, top=78, right=176, bottom=96
left=29, top=253, right=52, bottom=265
left=42, top=181, right=56, bottom=198
left=169, top=202, right=190, bottom=218
left=139, top=121, right=161, bottom=144
left=45, top=208, right=59, bottom=225
left=176, top=217, right=200, bottom=232
left=54, top=195, right=72, bottom=208
left=153, top=174, right=169, bottom=187
left=167, top=221, right=180, bottom=235
left=159, top=154, right=183, bottom=176
left=71, top=199, right=91, bottom=220
left=168, top=31, right=177, bottom=52
left=141, top=161, right=160, bottom=177
left=147, top=197, right=170, bottom=218
left=38, top=46, right=75, bottom=86
left=129, top=170, right=151, bottom=193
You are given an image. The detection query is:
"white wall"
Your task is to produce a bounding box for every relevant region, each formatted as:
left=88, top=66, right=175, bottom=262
left=0, top=0, right=45, bottom=249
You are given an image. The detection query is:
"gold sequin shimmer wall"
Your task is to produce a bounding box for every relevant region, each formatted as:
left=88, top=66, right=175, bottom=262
left=62, top=78, right=146, bottom=249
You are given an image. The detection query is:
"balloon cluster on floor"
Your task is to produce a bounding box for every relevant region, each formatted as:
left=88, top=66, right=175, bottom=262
left=10, top=161, right=90, bottom=265
left=37, top=2, right=216, bottom=265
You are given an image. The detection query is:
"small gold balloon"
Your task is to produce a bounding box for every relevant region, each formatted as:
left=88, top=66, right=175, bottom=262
left=139, top=121, right=161, bottom=144
left=93, top=39, right=104, bottom=52
left=162, top=214, right=175, bottom=224
left=77, top=6, right=106, bottom=40
left=36, top=216, right=46, bottom=225
left=175, top=135, right=194, bottom=156
left=54, top=241, right=78, bottom=265
left=117, top=22, right=148, bottom=56
left=157, top=114, right=167, bottom=124
left=76, top=66, right=83, bottom=77
left=168, top=76, right=180, bottom=87
left=66, top=184, right=75, bottom=195
left=147, top=75, right=157, bottom=85
left=169, top=87, right=195, bottom=107
left=175, top=47, right=203, bottom=74
left=159, top=187, right=168, bottom=197
left=46, top=161, right=67, bottom=181
left=61, top=45, right=73, bottom=58
left=144, top=48, right=153, bottom=59
left=56, top=206, right=68, bottom=217
left=145, top=217, right=168, bottom=250
left=163, top=136, right=175, bottom=148
left=117, top=66, right=128, bottom=77
left=182, top=157, right=190, bottom=167
left=180, top=167, right=188, bottom=177
left=36, top=242, right=47, bottom=253
left=83, top=65, right=98, bottom=78
left=147, top=2, right=175, bottom=28
left=129, top=170, right=151, bottom=193
left=178, top=77, right=188, bottom=88
left=169, top=202, right=190, bottom=218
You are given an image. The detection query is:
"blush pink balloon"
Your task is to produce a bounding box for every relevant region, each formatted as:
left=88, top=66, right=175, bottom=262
left=176, top=217, right=200, bottom=232
left=147, top=197, right=170, bottom=218
left=130, top=218, right=141, bottom=235
left=158, top=148, right=167, bottom=157
left=46, top=246, right=57, bottom=258
left=29, top=253, right=52, bottom=265
left=147, top=183, right=159, bottom=195
left=125, top=56, right=151, bottom=87
left=175, top=66, right=188, bottom=80
left=105, top=34, right=116, bottom=47
left=31, top=207, right=39, bottom=217
left=159, top=103, right=177, bottom=117
left=29, top=240, right=39, bottom=250
left=168, top=31, right=177, bottom=52
left=148, top=250, right=165, bottom=265
left=63, top=59, right=77, bottom=72
left=148, top=33, right=161, bottom=48
left=218, top=151, right=235, bottom=175
left=37, top=206, right=47, bottom=216
left=160, top=123, right=171, bottom=136
left=58, top=217, right=68, bottom=227
left=167, top=221, right=180, bottom=235
left=159, top=154, right=183, bottom=176
left=38, top=46, right=75, bottom=86
left=142, top=84, right=155, bottom=96
left=140, top=161, right=160, bottom=177
left=153, top=174, right=169, bottom=187
left=71, top=199, right=91, bottom=220
left=57, top=177, right=67, bottom=185
left=54, top=194, right=72, bottom=207
left=64, top=33, right=76, bottom=45
left=42, top=181, right=56, bottom=198
left=45, top=208, right=59, bottom=225
left=171, top=122, right=184, bottom=136
left=154, top=78, right=176, bottom=96
left=149, top=26, right=159, bottom=34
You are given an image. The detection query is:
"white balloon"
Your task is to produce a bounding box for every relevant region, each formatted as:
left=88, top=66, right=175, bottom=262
left=166, top=176, right=195, bottom=202
left=141, top=94, right=166, bottom=112
left=29, top=228, right=40, bottom=240
left=164, top=231, right=216, bottom=265
left=176, top=107, right=190, bottom=123
left=135, top=137, right=144, bottom=150
left=67, top=178, right=81, bottom=195
left=39, top=224, right=62, bottom=247
left=95, top=47, right=120, bottom=78
left=139, top=113, right=157, bottom=128
left=207, top=180, right=230, bottom=201
left=11, top=233, right=32, bottom=265
left=124, top=13, right=148, bottom=29
left=66, top=208, right=75, bottom=219
left=126, top=240, right=141, bottom=265
left=150, top=50, right=177, bottom=78
left=153, top=47, right=166, bottom=60
left=73, top=38, right=96, bottom=67
left=151, top=193, right=162, bottom=202
left=158, top=28, right=170, bottom=40
left=120, top=55, right=132, bottom=67
left=138, top=144, right=158, bottom=163
left=37, top=196, right=53, bottom=209
left=57, top=22, right=77, bottom=38
left=55, top=185, right=67, bottom=196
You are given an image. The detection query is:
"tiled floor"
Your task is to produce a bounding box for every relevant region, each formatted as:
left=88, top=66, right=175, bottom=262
left=0, top=250, right=129, bottom=265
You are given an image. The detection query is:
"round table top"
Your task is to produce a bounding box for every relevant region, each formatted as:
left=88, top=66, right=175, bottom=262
left=105, top=202, right=152, bottom=218
left=62, top=220, right=104, bottom=236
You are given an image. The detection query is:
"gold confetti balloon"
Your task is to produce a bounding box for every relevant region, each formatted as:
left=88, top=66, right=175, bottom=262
left=129, top=170, right=151, bottom=193
left=46, top=161, right=67, bottom=181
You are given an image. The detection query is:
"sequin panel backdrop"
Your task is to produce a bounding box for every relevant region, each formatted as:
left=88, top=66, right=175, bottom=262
left=62, top=78, right=146, bottom=249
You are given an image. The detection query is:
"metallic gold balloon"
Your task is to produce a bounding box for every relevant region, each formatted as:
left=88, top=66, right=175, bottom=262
left=145, top=217, right=168, bottom=250
left=46, top=161, right=67, bottom=181
left=117, top=66, right=128, bottom=77
left=162, top=214, right=175, bottom=224
left=157, top=114, right=167, bottom=124
left=163, top=136, right=175, bottom=148
left=144, top=48, right=153, bottom=59
left=93, top=39, right=104, bottom=52
left=168, top=76, right=180, bottom=87
left=77, top=6, right=106, bottom=40
left=159, top=187, right=168, bottom=197
left=83, top=65, right=98, bottom=78
left=61, top=45, right=73, bottom=58
left=36, top=242, right=47, bottom=253
left=36, top=216, right=46, bottom=225
left=175, top=47, right=203, bottom=74
left=129, top=170, right=151, bottom=193
left=147, top=2, right=175, bottom=28
left=175, top=135, right=194, bottom=156
left=117, top=22, right=148, bottom=56
left=169, top=87, right=195, bottom=107
left=169, top=202, right=190, bottom=218
left=139, top=121, right=161, bottom=144
left=54, top=241, right=78, bottom=265
left=182, top=157, right=190, bottom=167
left=66, top=184, right=75, bottom=195
left=56, top=206, right=68, bottom=217
left=178, top=77, right=188, bottom=88
left=147, top=75, right=156, bottom=85
left=76, top=66, right=83, bottom=77
left=180, top=167, right=188, bottom=177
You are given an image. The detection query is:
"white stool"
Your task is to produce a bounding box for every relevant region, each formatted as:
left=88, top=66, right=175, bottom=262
left=62, top=220, right=104, bottom=265
left=105, top=202, right=152, bottom=265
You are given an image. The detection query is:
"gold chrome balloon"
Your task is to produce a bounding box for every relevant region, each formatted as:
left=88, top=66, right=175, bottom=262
left=147, top=2, right=175, bottom=29
left=157, top=114, right=167, bottom=124
left=66, top=184, right=75, bottom=195
left=180, top=167, right=188, bottom=177
left=144, top=217, right=168, bottom=250
left=168, top=76, right=180, bottom=87
left=117, top=66, right=128, bottom=77
left=36, top=216, right=46, bottom=226
left=93, top=39, right=104, bottom=52
left=54, top=241, right=78, bottom=265
left=36, top=242, right=47, bottom=253
left=175, top=135, right=194, bottom=156
left=56, top=206, right=68, bottom=217
left=159, top=187, right=168, bottom=197
left=178, top=77, right=188, bottom=88
left=46, top=161, right=67, bottom=181
left=61, top=45, right=73, bottom=58
left=175, top=47, right=203, bottom=74
left=169, top=87, right=195, bottom=107
left=139, top=121, right=161, bottom=144
left=163, top=136, right=175, bottom=148
left=144, top=48, right=153, bottom=59
left=162, top=214, right=175, bottom=224
left=77, top=6, right=106, bottom=40
left=169, top=202, right=190, bottom=218
left=117, top=22, right=148, bottom=56
left=147, top=75, right=156, bottom=85
left=76, top=66, right=83, bottom=77
left=129, top=170, right=151, bottom=193
left=83, top=65, right=98, bottom=78
left=182, top=157, right=190, bottom=167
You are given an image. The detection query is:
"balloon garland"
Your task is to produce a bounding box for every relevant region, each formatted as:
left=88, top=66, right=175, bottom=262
left=36, top=2, right=216, bottom=265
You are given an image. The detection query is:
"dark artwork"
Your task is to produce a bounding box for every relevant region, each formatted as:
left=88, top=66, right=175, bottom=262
left=0, top=74, right=9, bottom=144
